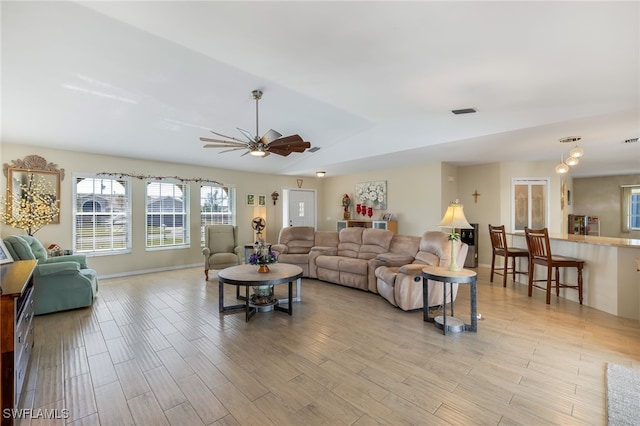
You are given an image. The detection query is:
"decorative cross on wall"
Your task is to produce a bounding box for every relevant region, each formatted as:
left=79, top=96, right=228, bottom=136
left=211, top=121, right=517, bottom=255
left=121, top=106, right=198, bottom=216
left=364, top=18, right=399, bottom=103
left=472, top=190, right=481, bottom=203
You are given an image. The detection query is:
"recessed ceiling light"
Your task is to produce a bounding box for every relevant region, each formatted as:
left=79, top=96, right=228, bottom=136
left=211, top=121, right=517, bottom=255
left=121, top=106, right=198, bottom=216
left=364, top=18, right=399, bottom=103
left=451, top=108, right=477, bottom=115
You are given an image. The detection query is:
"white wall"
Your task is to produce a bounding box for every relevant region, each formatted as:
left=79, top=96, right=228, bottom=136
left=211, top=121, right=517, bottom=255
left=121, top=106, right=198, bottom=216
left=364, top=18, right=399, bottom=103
left=318, top=162, right=448, bottom=236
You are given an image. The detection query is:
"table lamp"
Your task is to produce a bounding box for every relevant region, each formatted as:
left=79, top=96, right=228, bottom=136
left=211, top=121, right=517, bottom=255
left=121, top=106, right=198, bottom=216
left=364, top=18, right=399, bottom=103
left=438, top=200, right=473, bottom=271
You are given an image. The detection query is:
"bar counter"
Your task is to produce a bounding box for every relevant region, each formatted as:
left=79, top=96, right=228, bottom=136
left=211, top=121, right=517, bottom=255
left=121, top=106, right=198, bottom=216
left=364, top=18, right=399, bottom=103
left=509, top=233, right=640, bottom=320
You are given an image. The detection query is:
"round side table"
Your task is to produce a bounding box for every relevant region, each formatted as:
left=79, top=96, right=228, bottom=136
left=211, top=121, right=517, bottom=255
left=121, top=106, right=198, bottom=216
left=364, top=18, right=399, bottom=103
left=422, top=265, right=478, bottom=335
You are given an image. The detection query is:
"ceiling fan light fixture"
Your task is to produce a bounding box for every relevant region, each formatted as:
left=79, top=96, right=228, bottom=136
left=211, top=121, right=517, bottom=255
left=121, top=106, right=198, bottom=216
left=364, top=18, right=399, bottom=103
left=200, top=89, right=312, bottom=158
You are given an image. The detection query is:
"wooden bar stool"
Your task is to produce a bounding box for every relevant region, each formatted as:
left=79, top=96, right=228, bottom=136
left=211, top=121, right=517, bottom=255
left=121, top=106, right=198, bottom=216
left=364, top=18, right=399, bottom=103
left=524, top=227, right=585, bottom=304
left=488, top=224, right=529, bottom=287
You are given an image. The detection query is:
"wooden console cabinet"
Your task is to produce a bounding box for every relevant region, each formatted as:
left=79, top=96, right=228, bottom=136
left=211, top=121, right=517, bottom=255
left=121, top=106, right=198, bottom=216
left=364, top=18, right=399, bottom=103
left=1, top=260, right=37, bottom=425
left=336, top=220, right=398, bottom=234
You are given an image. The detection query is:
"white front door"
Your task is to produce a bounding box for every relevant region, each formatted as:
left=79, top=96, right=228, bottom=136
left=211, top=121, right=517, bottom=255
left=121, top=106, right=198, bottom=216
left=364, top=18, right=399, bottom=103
left=285, top=189, right=316, bottom=228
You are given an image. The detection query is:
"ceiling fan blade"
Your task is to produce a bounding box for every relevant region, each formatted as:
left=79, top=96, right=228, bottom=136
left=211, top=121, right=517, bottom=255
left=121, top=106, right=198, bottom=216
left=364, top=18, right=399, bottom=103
left=209, top=130, right=246, bottom=143
left=268, top=141, right=311, bottom=151
left=268, top=134, right=304, bottom=146
left=200, top=137, right=247, bottom=146
left=267, top=149, right=292, bottom=157
left=236, top=128, right=255, bottom=142
left=203, top=144, right=248, bottom=149
left=219, top=147, right=248, bottom=154
left=260, top=129, right=283, bottom=145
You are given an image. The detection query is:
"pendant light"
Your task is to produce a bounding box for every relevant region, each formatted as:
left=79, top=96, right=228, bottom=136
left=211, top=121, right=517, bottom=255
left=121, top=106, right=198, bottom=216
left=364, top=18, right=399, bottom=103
left=565, top=155, right=579, bottom=166
left=569, top=144, right=584, bottom=159
left=555, top=154, right=569, bottom=174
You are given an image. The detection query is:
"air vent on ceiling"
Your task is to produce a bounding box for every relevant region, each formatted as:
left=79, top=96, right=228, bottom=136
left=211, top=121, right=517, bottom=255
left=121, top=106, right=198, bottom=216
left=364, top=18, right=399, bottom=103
left=308, top=146, right=321, bottom=153
left=624, top=138, right=638, bottom=144
left=451, top=108, right=477, bottom=115
left=559, top=136, right=581, bottom=144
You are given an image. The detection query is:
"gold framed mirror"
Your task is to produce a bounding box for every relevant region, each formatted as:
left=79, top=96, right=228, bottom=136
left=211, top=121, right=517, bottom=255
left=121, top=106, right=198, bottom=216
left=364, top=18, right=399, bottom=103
left=3, top=155, right=64, bottom=224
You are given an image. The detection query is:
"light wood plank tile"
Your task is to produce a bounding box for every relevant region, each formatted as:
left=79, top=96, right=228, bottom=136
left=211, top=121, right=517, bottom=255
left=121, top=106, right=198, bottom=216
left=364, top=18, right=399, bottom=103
left=143, top=366, right=187, bottom=411
left=64, top=347, right=89, bottom=379
left=114, top=359, right=151, bottom=400
left=176, top=374, right=228, bottom=424
left=82, top=331, right=108, bottom=357
left=183, top=352, right=229, bottom=390
left=164, top=402, right=205, bottom=426
left=93, top=381, right=134, bottom=426
left=64, top=373, right=97, bottom=422
left=127, top=391, right=169, bottom=426
left=156, top=347, right=195, bottom=380
left=87, top=352, right=118, bottom=388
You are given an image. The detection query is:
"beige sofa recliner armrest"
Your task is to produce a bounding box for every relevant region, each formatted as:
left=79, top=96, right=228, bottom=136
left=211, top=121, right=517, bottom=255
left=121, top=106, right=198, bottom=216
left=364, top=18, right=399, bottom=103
left=271, top=243, right=288, bottom=255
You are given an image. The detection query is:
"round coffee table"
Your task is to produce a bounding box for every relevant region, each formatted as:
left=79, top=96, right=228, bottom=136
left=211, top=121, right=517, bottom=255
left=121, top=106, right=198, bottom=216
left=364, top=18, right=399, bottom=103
left=218, top=263, right=303, bottom=322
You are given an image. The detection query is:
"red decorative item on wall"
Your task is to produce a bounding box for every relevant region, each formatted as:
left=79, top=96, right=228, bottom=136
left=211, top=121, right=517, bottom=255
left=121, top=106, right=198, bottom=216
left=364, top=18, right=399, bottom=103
left=367, top=207, right=373, bottom=218
left=356, top=204, right=361, bottom=215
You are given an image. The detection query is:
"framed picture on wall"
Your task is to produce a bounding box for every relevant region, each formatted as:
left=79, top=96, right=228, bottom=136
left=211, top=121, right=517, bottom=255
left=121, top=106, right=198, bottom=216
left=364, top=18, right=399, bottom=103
left=258, top=194, right=266, bottom=206
left=246, top=194, right=255, bottom=206
left=0, top=240, right=14, bottom=265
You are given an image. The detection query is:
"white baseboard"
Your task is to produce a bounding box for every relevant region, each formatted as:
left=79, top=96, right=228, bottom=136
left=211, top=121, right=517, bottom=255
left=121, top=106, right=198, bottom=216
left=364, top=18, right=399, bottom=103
left=97, top=263, right=201, bottom=280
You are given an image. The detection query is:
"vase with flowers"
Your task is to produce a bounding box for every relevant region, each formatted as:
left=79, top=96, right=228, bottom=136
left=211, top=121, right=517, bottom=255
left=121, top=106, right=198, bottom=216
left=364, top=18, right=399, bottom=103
left=249, top=239, right=277, bottom=272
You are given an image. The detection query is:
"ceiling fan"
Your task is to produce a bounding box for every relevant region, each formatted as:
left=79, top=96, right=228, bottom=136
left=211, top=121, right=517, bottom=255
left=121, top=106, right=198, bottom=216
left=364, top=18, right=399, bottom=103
left=200, top=90, right=311, bottom=157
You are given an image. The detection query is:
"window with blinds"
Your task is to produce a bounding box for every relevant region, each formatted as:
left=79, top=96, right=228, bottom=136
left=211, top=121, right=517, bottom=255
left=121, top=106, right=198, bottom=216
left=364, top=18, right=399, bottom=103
left=200, top=185, right=235, bottom=245
left=73, top=175, right=131, bottom=254
left=146, top=180, right=189, bottom=248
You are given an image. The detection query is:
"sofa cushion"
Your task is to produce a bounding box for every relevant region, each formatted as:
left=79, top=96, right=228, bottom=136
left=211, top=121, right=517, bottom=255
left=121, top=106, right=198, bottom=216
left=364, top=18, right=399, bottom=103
left=23, top=235, right=48, bottom=262
left=4, top=236, right=34, bottom=261
left=277, top=253, right=311, bottom=265
left=337, top=228, right=364, bottom=258
left=358, top=228, right=393, bottom=260
left=338, top=258, right=368, bottom=275
left=315, top=255, right=341, bottom=270
left=314, top=231, right=339, bottom=248
left=277, top=226, right=316, bottom=254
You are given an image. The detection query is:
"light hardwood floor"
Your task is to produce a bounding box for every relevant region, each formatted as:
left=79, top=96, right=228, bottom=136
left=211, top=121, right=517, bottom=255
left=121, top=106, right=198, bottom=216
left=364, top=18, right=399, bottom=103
left=18, top=266, right=640, bottom=425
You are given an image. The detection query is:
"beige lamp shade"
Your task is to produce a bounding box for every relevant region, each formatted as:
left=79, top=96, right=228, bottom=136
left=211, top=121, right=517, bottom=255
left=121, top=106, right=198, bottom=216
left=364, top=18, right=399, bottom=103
left=438, top=201, right=473, bottom=230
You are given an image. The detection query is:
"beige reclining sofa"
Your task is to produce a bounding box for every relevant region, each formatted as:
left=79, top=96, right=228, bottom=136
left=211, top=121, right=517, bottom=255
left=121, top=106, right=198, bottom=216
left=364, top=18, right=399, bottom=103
left=273, top=226, right=469, bottom=311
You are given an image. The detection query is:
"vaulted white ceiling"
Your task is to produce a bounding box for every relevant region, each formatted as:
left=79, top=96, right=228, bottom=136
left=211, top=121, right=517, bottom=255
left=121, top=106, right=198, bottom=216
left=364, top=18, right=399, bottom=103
left=2, top=1, right=639, bottom=177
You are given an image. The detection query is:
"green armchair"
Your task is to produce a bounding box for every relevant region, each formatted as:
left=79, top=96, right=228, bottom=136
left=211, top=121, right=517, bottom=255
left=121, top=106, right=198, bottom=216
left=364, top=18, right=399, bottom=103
left=3, top=235, right=98, bottom=315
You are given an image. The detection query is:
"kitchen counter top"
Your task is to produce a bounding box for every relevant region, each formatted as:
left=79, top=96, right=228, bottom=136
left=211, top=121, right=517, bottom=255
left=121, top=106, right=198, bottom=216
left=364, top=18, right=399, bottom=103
left=509, top=233, right=640, bottom=248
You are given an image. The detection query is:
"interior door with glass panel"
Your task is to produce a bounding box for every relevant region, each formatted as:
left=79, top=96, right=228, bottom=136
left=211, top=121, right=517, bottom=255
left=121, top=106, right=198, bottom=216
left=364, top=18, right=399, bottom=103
left=286, top=189, right=316, bottom=227
left=512, top=178, right=549, bottom=232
